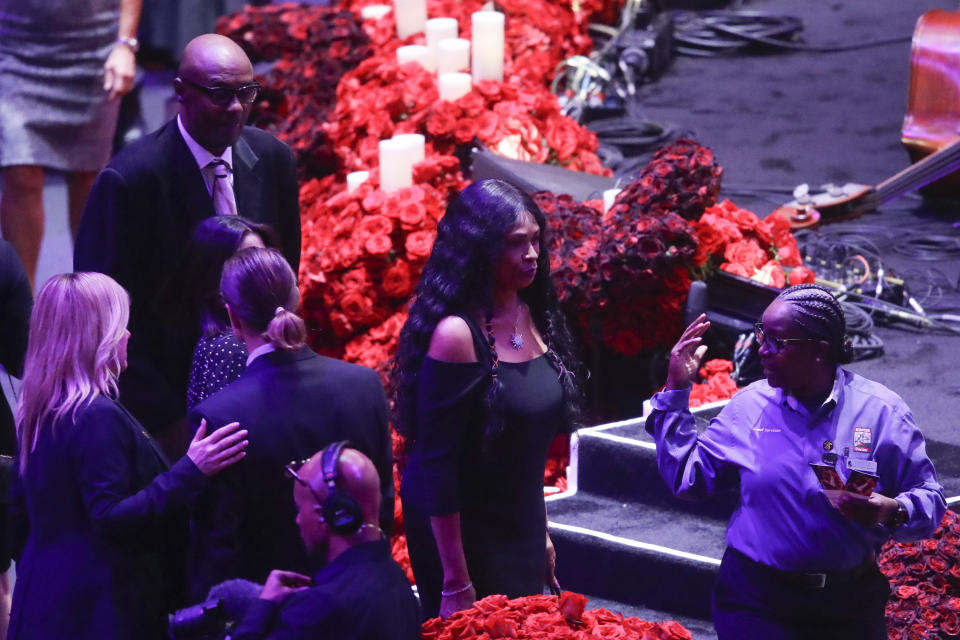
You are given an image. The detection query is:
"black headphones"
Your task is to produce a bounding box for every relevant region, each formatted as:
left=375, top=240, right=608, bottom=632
left=319, top=441, right=364, bottom=536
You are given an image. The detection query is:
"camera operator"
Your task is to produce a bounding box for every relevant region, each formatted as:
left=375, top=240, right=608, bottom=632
left=229, top=443, right=420, bottom=640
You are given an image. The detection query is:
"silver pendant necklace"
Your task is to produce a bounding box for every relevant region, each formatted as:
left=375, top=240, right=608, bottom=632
left=509, top=304, right=523, bottom=350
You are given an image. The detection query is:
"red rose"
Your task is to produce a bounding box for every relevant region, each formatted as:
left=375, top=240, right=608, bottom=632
left=397, top=200, right=427, bottom=230
left=339, top=290, right=374, bottom=325
left=544, top=114, right=580, bottom=161
left=483, top=612, right=519, bottom=638
left=453, top=117, right=479, bottom=144
left=945, top=597, right=960, bottom=611
left=382, top=261, right=412, bottom=298
left=363, top=233, right=392, bottom=257
left=426, top=104, right=458, bottom=138
left=880, top=561, right=905, bottom=578
left=949, top=564, right=960, bottom=581
left=405, top=230, right=435, bottom=260
left=776, top=239, right=803, bottom=267
left=658, top=620, right=694, bottom=640
left=362, top=189, right=387, bottom=213
left=788, top=265, right=816, bottom=286
left=558, top=591, right=588, bottom=622
left=725, top=239, right=768, bottom=271
left=341, top=267, right=369, bottom=290
left=941, top=612, right=960, bottom=636
left=476, top=111, right=500, bottom=140
left=897, top=585, right=919, bottom=599
left=455, top=91, right=485, bottom=117
left=927, top=555, right=949, bottom=574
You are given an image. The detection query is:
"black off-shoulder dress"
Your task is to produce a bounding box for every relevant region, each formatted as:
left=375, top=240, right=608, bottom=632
left=400, top=315, right=566, bottom=619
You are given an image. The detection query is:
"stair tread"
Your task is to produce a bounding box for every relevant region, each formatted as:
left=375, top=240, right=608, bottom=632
left=548, top=491, right=728, bottom=562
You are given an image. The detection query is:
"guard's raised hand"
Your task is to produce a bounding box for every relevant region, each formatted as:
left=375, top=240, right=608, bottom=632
left=665, top=314, right=710, bottom=391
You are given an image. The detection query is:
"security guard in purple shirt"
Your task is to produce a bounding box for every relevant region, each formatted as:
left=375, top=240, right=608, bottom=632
left=646, top=283, right=945, bottom=640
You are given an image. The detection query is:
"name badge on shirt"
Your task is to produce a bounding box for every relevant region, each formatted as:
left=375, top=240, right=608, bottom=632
left=847, top=457, right=878, bottom=474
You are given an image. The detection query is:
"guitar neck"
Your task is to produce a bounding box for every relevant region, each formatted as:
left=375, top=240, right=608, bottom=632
left=874, top=137, right=960, bottom=204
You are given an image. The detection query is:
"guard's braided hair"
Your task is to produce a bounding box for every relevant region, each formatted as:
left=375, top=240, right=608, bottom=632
left=775, top=283, right=853, bottom=364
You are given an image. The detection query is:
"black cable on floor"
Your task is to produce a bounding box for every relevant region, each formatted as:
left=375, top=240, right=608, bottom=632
left=672, top=10, right=912, bottom=57
left=891, top=234, right=960, bottom=261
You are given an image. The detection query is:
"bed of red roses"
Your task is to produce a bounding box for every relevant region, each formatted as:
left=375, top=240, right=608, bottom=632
left=422, top=592, right=693, bottom=640
left=880, top=509, right=960, bottom=639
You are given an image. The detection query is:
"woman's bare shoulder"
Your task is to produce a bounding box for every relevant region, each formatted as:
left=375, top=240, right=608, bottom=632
left=427, top=316, right=479, bottom=363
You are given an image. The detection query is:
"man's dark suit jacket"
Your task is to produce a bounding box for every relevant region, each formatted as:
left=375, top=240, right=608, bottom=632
left=0, top=240, right=31, bottom=570
left=74, top=118, right=301, bottom=434
left=187, top=347, right=394, bottom=601
left=231, top=540, right=421, bottom=640
left=8, top=396, right=207, bottom=640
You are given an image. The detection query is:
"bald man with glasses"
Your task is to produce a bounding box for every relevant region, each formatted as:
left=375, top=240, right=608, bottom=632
left=74, top=34, right=301, bottom=455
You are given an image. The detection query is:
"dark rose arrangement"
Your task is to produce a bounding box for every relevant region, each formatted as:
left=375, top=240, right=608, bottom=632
left=217, top=3, right=373, bottom=180
left=421, top=592, right=693, bottom=639
left=607, top=138, right=723, bottom=223
left=536, top=139, right=713, bottom=357
left=880, top=509, right=960, bottom=639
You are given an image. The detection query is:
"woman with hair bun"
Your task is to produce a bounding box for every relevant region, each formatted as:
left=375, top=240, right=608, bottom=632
left=393, top=179, right=585, bottom=619
left=646, top=283, right=946, bottom=638
left=167, top=215, right=279, bottom=411
left=188, top=247, right=394, bottom=600
left=8, top=272, right=248, bottom=640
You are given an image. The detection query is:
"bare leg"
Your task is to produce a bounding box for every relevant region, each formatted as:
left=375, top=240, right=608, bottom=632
left=66, top=170, right=98, bottom=243
left=0, top=165, right=45, bottom=288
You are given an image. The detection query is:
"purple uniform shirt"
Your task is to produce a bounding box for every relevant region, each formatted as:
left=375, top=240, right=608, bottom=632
left=646, top=367, right=945, bottom=573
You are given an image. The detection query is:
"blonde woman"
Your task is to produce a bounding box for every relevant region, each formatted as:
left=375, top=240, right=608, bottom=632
left=8, top=272, right=249, bottom=640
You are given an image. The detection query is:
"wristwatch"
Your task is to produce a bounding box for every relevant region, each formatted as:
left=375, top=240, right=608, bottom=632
left=115, top=36, right=140, bottom=52
left=884, top=501, right=908, bottom=531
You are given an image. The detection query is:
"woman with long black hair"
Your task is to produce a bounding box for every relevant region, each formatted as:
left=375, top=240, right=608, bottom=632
left=393, top=179, right=584, bottom=619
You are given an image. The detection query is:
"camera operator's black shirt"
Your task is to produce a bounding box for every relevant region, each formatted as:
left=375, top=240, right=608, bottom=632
left=231, top=540, right=420, bottom=640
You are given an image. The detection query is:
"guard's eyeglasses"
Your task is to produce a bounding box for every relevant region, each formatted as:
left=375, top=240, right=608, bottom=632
left=754, top=323, right=822, bottom=354
left=179, top=77, right=261, bottom=106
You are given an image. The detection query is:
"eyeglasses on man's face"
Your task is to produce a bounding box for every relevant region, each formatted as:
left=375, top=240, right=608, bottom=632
left=285, top=458, right=325, bottom=506
left=179, top=77, right=261, bottom=106
left=754, top=323, right=823, bottom=354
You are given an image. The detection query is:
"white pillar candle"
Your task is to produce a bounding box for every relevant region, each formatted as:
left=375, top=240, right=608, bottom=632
left=437, top=38, right=470, bottom=74
left=393, top=133, right=426, bottom=165
left=360, top=4, right=391, bottom=20
left=393, top=0, right=426, bottom=39
left=471, top=11, right=504, bottom=83
left=438, top=72, right=472, bottom=102
left=379, top=139, right=412, bottom=193
left=396, top=45, right=431, bottom=71
left=346, top=171, right=370, bottom=193
left=426, top=18, right=458, bottom=71
left=603, top=188, right=622, bottom=213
